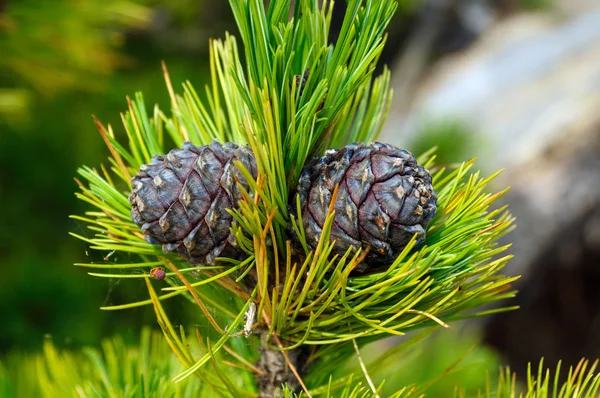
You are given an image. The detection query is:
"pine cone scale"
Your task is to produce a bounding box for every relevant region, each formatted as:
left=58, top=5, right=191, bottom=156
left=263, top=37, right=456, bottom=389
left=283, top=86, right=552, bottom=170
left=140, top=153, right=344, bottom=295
left=154, top=167, right=184, bottom=206
left=131, top=180, right=165, bottom=223
left=372, top=176, right=405, bottom=219
left=358, top=225, right=390, bottom=255
left=307, top=185, right=332, bottom=226
left=178, top=172, right=210, bottom=221
left=159, top=201, right=191, bottom=241
left=345, top=159, right=374, bottom=205
left=358, top=192, right=387, bottom=241
left=333, top=186, right=359, bottom=240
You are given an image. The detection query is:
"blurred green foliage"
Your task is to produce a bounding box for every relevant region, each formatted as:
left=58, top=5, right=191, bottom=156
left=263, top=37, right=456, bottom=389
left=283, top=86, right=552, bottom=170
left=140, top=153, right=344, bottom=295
left=336, top=327, right=502, bottom=396
left=0, top=0, right=230, bottom=353
left=409, top=118, right=484, bottom=166
left=520, top=0, right=554, bottom=10
left=0, top=328, right=229, bottom=397
left=3, top=326, right=597, bottom=396
left=0, top=327, right=497, bottom=397
left=0, top=0, right=148, bottom=121
left=385, top=331, right=500, bottom=396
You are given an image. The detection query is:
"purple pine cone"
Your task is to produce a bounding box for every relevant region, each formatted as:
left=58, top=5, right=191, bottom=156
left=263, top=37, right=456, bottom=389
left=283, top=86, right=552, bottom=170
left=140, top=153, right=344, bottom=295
left=296, top=142, right=437, bottom=268
left=129, top=140, right=257, bottom=265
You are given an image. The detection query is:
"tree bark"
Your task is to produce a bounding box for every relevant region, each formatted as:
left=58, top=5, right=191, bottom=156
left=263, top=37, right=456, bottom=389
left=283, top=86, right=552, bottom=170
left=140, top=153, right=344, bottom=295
left=255, top=332, right=305, bottom=398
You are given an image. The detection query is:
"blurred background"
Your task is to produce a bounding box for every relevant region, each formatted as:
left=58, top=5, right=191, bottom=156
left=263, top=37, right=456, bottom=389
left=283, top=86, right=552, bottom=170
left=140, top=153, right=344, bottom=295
left=1, top=0, right=599, bottom=393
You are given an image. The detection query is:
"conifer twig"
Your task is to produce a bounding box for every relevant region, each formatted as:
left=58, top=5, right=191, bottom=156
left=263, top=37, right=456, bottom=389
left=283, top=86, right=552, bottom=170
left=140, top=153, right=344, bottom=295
left=352, top=339, right=380, bottom=398
left=271, top=332, right=312, bottom=398
left=260, top=305, right=312, bottom=397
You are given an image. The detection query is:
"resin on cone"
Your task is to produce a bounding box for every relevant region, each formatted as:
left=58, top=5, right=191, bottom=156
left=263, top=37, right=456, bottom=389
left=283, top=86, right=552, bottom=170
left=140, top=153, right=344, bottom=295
left=296, top=142, right=437, bottom=268
left=129, top=141, right=257, bottom=265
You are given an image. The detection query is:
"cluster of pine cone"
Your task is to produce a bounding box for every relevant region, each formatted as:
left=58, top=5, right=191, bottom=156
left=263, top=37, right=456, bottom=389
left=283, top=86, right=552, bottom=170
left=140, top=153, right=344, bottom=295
left=129, top=141, right=437, bottom=270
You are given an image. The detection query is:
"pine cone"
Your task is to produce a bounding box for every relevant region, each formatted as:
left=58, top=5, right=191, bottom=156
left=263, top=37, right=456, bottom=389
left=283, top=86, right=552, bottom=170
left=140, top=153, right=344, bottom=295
left=129, top=140, right=257, bottom=265
left=296, top=142, right=437, bottom=268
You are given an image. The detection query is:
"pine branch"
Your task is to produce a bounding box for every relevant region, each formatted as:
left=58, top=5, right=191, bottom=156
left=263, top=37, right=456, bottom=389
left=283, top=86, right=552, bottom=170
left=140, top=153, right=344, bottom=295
left=70, top=0, right=523, bottom=395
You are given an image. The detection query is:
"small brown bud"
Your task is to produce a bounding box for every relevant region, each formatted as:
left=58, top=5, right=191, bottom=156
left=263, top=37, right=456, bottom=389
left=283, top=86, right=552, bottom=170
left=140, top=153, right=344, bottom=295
left=150, top=267, right=166, bottom=280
